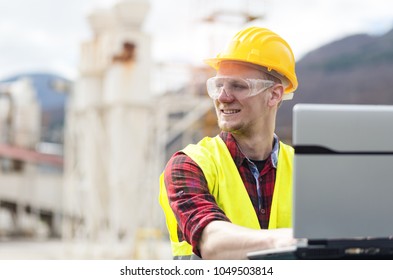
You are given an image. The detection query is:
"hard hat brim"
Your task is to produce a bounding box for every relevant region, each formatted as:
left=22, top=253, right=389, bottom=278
left=204, top=58, right=220, bottom=70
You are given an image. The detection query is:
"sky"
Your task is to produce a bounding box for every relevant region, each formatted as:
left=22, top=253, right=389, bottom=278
left=0, top=0, right=392, bottom=81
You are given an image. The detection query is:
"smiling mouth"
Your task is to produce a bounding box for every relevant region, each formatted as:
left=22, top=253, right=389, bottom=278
left=221, top=109, right=240, bottom=115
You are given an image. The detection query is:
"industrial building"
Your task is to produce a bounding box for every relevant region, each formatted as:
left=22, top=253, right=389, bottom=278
left=0, top=0, right=264, bottom=259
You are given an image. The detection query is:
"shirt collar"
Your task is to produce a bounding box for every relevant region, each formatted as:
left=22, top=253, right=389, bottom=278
left=271, top=134, right=279, bottom=168
left=220, top=131, right=280, bottom=169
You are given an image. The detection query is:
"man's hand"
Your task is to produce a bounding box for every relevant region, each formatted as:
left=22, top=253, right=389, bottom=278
left=199, top=221, right=295, bottom=259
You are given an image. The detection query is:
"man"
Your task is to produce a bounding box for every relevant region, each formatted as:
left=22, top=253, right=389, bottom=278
left=159, top=26, right=298, bottom=259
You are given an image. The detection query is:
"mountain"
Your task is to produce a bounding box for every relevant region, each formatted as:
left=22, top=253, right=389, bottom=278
left=2, top=28, right=393, bottom=144
left=1, top=72, right=70, bottom=143
left=276, top=28, right=393, bottom=142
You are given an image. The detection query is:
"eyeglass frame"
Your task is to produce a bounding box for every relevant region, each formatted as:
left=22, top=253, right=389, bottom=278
left=206, top=76, right=276, bottom=100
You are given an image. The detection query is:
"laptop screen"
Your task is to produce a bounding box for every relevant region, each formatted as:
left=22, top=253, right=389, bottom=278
left=292, top=104, right=393, bottom=240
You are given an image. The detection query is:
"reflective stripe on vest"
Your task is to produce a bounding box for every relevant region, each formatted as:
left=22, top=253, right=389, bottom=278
left=159, top=135, right=293, bottom=257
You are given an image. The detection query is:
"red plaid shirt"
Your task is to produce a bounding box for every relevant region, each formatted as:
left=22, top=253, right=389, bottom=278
left=163, top=131, right=278, bottom=257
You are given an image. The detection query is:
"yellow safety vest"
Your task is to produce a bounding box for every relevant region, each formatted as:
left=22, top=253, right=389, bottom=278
left=159, top=135, right=294, bottom=257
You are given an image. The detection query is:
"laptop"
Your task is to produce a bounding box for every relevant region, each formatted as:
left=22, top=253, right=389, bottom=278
left=248, top=104, right=393, bottom=259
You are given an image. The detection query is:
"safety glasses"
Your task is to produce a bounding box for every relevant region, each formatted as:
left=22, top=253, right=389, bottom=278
left=206, top=76, right=275, bottom=100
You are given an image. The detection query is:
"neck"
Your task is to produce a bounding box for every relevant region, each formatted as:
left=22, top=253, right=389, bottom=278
left=232, top=129, right=275, bottom=161
left=228, top=107, right=277, bottom=160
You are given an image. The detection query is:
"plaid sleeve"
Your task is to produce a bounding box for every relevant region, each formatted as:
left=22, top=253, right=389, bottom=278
left=163, top=151, right=230, bottom=257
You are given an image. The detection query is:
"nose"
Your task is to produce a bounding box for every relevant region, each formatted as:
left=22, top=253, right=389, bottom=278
left=217, top=88, right=235, bottom=103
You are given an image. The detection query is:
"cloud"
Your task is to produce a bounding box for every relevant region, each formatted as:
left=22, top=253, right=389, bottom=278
left=0, top=0, right=392, bottom=81
left=262, top=0, right=393, bottom=59
left=0, top=0, right=99, bottom=79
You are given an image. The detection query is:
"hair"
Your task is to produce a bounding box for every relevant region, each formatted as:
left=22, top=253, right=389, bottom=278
left=258, top=69, right=284, bottom=108
left=261, top=71, right=281, bottom=84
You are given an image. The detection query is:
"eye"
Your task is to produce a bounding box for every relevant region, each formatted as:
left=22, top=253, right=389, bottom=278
left=231, top=82, right=248, bottom=90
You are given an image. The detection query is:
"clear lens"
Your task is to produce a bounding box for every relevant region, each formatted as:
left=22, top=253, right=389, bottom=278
left=206, top=76, right=274, bottom=100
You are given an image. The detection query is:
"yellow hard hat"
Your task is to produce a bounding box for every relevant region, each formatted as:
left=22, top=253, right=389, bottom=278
left=205, top=26, right=298, bottom=99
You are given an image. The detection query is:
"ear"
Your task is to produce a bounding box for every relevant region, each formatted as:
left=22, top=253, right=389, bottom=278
left=268, top=84, right=284, bottom=107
